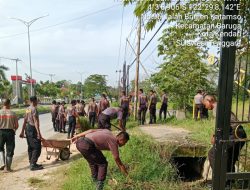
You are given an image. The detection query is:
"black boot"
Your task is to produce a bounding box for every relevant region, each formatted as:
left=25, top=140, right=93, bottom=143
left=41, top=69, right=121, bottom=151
left=6, top=157, right=13, bottom=171
left=0, top=151, right=5, bottom=170
left=30, top=163, right=43, bottom=171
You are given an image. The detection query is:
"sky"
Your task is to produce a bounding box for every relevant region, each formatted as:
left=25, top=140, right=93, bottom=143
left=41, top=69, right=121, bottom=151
left=0, top=0, right=163, bottom=87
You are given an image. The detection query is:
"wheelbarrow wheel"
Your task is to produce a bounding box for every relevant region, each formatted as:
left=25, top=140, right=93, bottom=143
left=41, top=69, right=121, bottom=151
left=59, top=148, right=70, bottom=161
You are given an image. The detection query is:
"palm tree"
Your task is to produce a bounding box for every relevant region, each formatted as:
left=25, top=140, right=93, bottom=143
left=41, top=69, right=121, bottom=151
left=0, top=65, right=8, bottom=81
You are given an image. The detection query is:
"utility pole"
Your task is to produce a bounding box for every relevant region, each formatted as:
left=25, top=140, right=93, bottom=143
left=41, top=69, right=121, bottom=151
left=122, top=62, right=126, bottom=94
left=0, top=56, right=21, bottom=104
left=127, top=65, right=130, bottom=95
left=48, top=74, right=55, bottom=83
left=133, top=16, right=142, bottom=120
left=116, top=70, right=122, bottom=97
left=10, top=15, right=49, bottom=96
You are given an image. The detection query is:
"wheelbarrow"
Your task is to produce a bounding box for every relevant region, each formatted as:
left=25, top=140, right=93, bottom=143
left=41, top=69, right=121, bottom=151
left=42, top=139, right=71, bottom=161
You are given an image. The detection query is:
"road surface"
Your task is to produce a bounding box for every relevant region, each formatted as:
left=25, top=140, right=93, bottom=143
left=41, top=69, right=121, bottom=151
left=14, top=113, right=64, bottom=158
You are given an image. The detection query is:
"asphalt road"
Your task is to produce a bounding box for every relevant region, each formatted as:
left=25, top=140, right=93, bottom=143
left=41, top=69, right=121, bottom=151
left=14, top=113, right=60, bottom=158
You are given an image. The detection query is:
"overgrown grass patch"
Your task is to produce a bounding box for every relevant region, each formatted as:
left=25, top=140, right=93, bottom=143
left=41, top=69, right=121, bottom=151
left=62, top=129, right=179, bottom=190
left=159, top=117, right=215, bottom=145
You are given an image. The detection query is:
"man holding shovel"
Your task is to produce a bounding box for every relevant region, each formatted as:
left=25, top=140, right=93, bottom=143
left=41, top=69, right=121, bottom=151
left=71, top=129, right=129, bottom=190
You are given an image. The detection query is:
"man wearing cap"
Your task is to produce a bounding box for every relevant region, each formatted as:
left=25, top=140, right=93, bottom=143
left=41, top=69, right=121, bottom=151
left=98, top=107, right=125, bottom=131
left=20, top=96, right=44, bottom=171
left=0, top=99, right=18, bottom=172
left=72, top=129, right=129, bottom=190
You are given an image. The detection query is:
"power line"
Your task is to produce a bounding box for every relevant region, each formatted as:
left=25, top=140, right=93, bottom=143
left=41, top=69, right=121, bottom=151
left=129, top=19, right=166, bottom=67
left=0, top=4, right=121, bottom=40
left=116, top=5, right=125, bottom=68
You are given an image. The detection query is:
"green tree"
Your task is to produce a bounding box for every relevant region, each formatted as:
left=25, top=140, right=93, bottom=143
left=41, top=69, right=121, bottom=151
left=151, top=46, right=215, bottom=109
left=130, top=78, right=153, bottom=94
left=0, top=65, right=8, bottom=81
left=83, top=74, right=108, bottom=98
left=36, top=81, right=60, bottom=98
left=0, top=80, right=11, bottom=99
left=0, top=65, right=10, bottom=99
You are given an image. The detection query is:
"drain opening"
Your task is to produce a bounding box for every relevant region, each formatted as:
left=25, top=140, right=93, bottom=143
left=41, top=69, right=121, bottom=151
left=171, top=157, right=206, bottom=181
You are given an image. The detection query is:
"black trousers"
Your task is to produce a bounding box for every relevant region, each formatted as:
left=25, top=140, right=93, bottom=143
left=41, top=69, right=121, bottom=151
left=68, top=116, right=76, bottom=139
left=51, top=113, right=58, bottom=131
left=122, top=107, right=128, bottom=129
left=98, top=114, right=111, bottom=130
left=89, top=112, right=96, bottom=127
left=138, top=107, right=147, bottom=125
left=208, top=141, right=245, bottom=172
left=159, top=103, right=167, bottom=120
left=202, top=107, right=209, bottom=119
left=25, top=124, right=41, bottom=165
left=76, top=137, right=108, bottom=181
left=0, top=129, right=15, bottom=157
left=149, top=105, right=156, bottom=124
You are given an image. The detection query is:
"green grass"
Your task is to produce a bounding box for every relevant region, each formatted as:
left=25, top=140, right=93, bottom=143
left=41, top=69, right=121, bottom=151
left=163, top=117, right=215, bottom=145
left=13, top=105, right=51, bottom=118
left=62, top=129, right=180, bottom=190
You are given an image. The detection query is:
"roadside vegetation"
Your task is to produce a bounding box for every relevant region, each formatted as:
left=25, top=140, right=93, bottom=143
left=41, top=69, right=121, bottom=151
left=58, top=129, right=207, bottom=190
left=13, top=105, right=51, bottom=118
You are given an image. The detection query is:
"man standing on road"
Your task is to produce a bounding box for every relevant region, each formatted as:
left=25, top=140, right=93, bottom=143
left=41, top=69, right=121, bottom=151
left=0, top=99, right=18, bottom=172
left=159, top=91, right=168, bottom=121
left=138, top=89, right=148, bottom=125
left=72, top=129, right=129, bottom=190
left=50, top=100, right=58, bottom=132
left=98, top=107, right=125, bottom=131
left=149, top=90, right=157, bottom=124
left=66, top=100, right=78, bottom=139
left=58, top=101, right=66, bottom=133
left=88, top=98, right=98, bottom=127
left=20, top=96, right=44, bottom=171
left=76, top=100, right=85, bottom=116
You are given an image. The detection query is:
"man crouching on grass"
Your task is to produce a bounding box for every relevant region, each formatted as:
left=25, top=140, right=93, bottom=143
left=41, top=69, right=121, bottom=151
left=71, top=129, right=129, bottom=190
